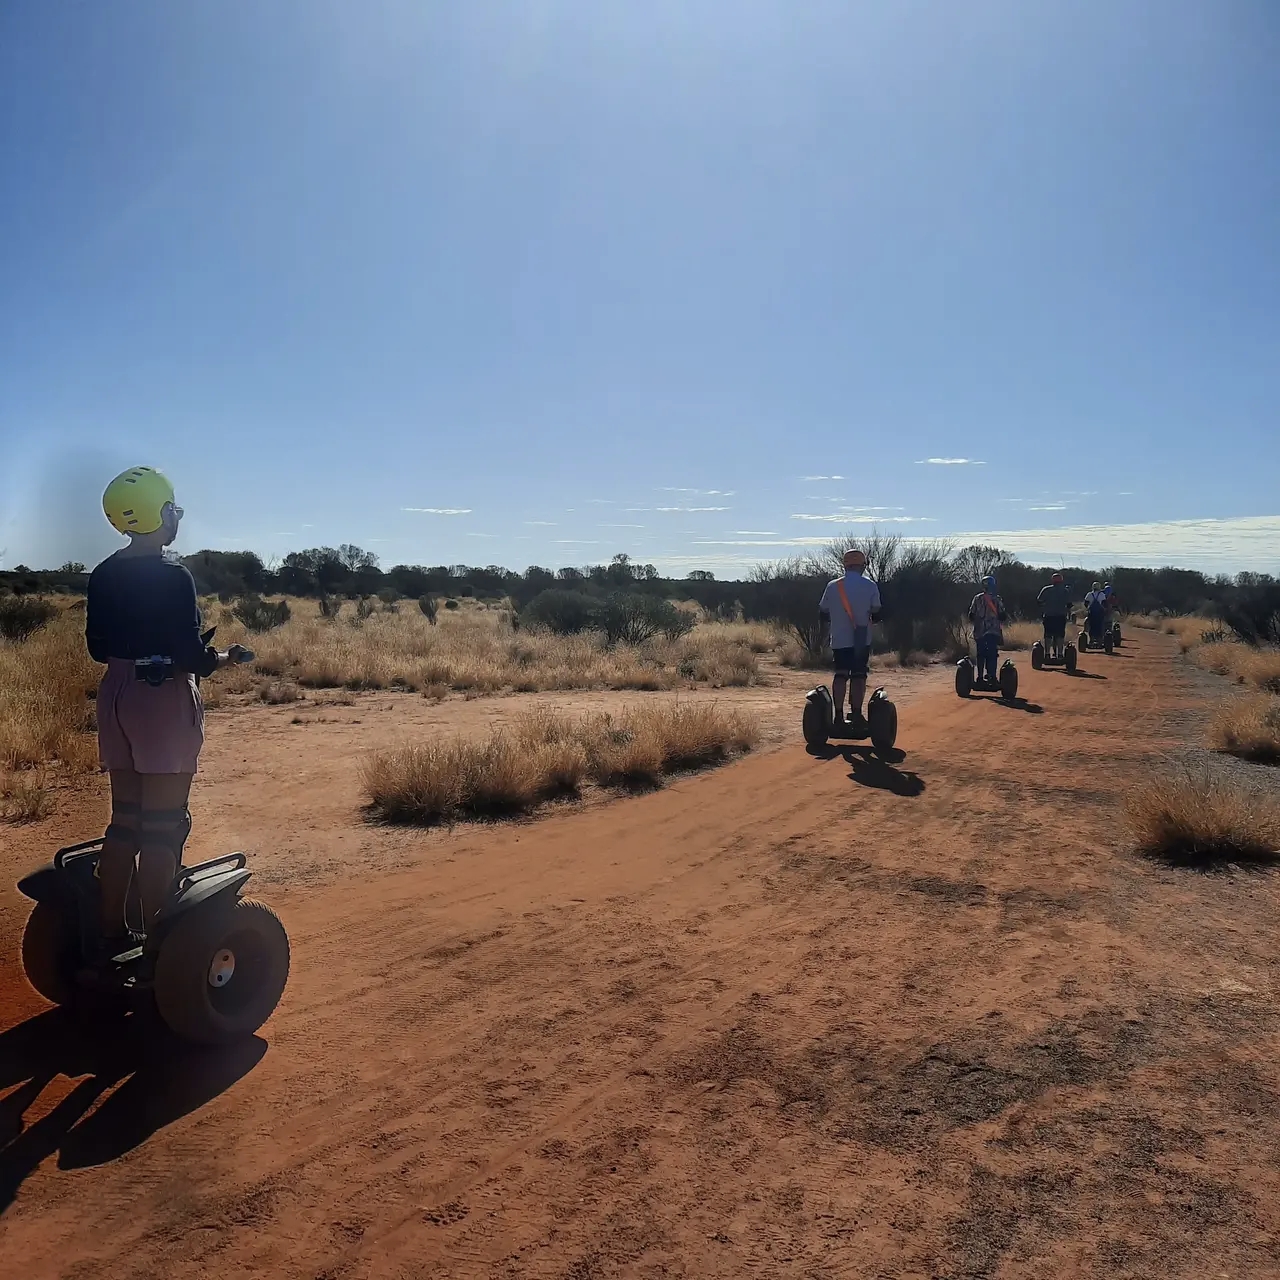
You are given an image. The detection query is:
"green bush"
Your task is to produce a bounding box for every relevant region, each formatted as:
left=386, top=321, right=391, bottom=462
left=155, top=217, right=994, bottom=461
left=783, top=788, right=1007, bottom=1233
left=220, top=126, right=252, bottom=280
left=0, top=596, right=59, bottom=642
left=231, top=594, right=291, bottom=633
left=444, top=599, right=460, bottom=611
left=599, top=594, right=693, bottom=646
left=522, top=589, right=599, bottom=635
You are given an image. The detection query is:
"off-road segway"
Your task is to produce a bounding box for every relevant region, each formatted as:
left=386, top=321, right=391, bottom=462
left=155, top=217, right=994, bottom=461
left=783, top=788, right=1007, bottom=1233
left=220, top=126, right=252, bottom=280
left=18, top=840, right=289, bottom=1045
left=803, top=684, right=898, bottom=756
left=16, top=640, right=289, bottom=1046
left=955, top=656, right=1019, bottom=701
left=1031, top=629, right=1078, bottom=675
left=1078, top=613, right=1114, bottom=655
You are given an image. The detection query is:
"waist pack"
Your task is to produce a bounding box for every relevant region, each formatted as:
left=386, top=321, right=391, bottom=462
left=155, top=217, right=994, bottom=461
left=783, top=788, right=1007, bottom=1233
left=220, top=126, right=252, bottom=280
left=134, top=657, right=176, bottom=686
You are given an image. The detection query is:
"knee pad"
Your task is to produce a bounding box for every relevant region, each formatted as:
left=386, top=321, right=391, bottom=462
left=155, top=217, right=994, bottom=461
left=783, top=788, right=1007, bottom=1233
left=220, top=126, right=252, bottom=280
left=138, top=807, right=192, bottom=860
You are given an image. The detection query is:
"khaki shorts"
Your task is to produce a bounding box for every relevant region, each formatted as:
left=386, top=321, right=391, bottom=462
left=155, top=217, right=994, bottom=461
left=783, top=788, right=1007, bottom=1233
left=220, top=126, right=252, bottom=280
left=97, top=659, right=205, bottom=774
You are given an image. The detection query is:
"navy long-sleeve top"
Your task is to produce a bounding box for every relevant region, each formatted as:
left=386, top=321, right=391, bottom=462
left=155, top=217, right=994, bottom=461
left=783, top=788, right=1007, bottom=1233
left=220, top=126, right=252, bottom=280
left=86, top=551, right=219, bottom=677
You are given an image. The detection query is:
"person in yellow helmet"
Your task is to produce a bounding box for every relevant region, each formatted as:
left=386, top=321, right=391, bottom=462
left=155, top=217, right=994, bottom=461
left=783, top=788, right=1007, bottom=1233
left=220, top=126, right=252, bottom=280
left=85, top=467, right=249, bottom=969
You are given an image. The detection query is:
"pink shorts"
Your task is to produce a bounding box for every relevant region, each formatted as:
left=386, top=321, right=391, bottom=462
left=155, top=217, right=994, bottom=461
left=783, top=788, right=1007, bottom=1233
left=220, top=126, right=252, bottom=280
left=97, top=659, right=205, bottom=775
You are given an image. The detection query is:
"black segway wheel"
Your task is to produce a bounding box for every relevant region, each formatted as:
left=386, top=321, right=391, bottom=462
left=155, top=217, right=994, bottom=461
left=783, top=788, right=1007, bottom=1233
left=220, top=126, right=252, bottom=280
left=1104, top=633, right=1114, bottom=655
left=1064, top=643, right=1078, bottom=674
left=1078, top=631, right=1089, bottom=652
left=867, top=688, right=898, bottom=754
left=1113, top=623, right=1122, bottom=647
left=998, top=660, right=1019, bottom=701
left=802, top=686, right=834, bottom=748
left=1031, top=641, right=1044, bottom=671
left=955, top=658, right=974, bottom=698
left=21, top=898, right=77, bottom=1006
left=154, top=898, right=290, bottom=1045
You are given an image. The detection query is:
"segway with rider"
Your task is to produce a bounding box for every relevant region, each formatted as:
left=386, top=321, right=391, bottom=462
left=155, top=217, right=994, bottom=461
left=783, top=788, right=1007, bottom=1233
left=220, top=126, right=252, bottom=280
left=15, top=466, right=290, bottom=1044
left=1031, top=572, right=1078, bottom=672
left=956, top=574, right=1019, bottom=699
left=802, top=548, right=898, bottom=753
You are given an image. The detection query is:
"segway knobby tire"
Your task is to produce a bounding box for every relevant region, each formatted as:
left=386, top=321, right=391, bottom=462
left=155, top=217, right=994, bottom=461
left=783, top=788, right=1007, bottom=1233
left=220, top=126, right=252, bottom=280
left=802, top=686, right=834, bottom=748
left=867, top=689, right=898, bottom=754
left=1104, top=633, right=1114, bottom=655
left=154, top=898, right=290, bottom=1045
left=1064, top=643, right=1078, bottom=674
left=955, top=659, right=973, bottom=698
left=21, top=899, right=77, bottom=1006
left=1031, top=641, right=1044, bottom=671
left=1078, top=631, right=1089, bottom=652
left=998, top=660, right=1019, bottom=701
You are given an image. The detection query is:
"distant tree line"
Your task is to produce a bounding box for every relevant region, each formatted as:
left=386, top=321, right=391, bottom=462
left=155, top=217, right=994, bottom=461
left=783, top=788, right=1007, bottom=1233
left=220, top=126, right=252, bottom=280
left=3, top=539, right=1277, bottom=651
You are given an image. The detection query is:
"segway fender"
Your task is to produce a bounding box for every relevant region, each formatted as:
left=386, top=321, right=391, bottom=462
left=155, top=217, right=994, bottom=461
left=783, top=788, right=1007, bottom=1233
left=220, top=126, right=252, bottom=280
left=160, top=868, right=251, bottom=923
left=803, top=686, right=835, bottom=748
left=17, top=862, right=61, bottom=903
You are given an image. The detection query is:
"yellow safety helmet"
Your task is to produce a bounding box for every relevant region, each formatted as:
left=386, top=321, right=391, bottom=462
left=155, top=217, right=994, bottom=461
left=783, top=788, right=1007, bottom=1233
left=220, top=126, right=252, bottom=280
left=102, top=466, right=178, bottom=535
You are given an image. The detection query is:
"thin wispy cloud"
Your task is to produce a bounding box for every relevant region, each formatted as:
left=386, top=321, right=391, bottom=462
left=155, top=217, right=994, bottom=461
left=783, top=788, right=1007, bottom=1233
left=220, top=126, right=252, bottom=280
left=734, top=530, right=777, bottom=536
left=585, top=498, right=613, bottom=505
left=802, top=475, right=844, bottom=481
left=659, top=487, right=736, bottom=496
left=402, top=507, right=472, bottom=515
left=553, top=539, right=600, bottom=545
left=524, top=520, right=557, bottom=526
left=1028, top=504, right=1067, bottom=511
left=790, top=513, right=933, bottom=524
left=654, top=505, right=730, bottom=513
left=915, top=458, right=985, bottom=466
left=599, top=522, right=646, bottom=529
left=465, top=532, right=498, bottom=538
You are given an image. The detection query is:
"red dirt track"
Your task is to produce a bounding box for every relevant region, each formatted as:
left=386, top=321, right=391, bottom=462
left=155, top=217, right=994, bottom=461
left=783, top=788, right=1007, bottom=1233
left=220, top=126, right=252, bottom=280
left=3, top=631, right=1280, bottom=1278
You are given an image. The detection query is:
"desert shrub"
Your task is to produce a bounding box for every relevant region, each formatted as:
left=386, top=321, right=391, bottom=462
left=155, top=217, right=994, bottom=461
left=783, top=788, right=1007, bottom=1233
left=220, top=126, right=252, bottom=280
left=0, top=595, right=59, bottom=642
left=362, top=701, right=757, bottom=825
left=418, top=595, right=438, bottom=625
left=1209, top=694, right=1280, bottom=763
left=522, top=589, right=598, bottom=636
left=232, top=594, right=291, bottom=633
left=0, top=608, right=99, bottom=771
left=355, top=597, right=376, bottom=622
left=444, top=599, right=459, bottom=610
left=259, top=681, right=304, bottom=705
left=377, top=587, right=399, bottom=606
left=318, top=596, right=343, bottom=620
left=0, top=768, right=52, bottom=823
left=1127, top=764, right=1280, bottom=868
left=598, top=594, right=693, bottom=646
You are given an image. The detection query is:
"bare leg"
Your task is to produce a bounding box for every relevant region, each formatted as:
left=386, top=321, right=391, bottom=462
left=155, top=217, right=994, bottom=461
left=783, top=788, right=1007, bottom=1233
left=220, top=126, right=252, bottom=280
left=832, top=673, right=848, bottom=720
left=99, top=770, right=141, bottom=939
left=138, top=773, right=193, bottom=932
left=849, top=676, right=867, bottom=719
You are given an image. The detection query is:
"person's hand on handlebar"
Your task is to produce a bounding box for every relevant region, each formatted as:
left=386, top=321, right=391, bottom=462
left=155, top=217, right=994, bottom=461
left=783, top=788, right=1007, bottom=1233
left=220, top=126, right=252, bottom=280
left=216, top=643, right=255, bottom=669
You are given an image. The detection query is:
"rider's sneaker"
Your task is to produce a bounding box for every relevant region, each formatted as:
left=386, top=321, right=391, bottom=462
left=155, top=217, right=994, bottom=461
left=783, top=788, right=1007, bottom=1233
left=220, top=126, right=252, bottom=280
left=77, top=931, right=143, bottom=983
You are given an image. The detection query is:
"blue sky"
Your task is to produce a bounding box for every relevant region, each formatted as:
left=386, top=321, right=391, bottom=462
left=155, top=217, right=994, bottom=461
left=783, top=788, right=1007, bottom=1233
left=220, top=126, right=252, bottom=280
left=1, top=1, right=1277, bottom=576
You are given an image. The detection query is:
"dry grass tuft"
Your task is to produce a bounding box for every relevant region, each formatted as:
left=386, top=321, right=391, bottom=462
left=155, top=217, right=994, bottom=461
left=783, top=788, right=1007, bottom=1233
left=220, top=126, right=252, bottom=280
left=1209, top=694, right=1280, bottom=764
left=1001, top=621, right=1042, bottom=651
left=259, top=680, right=304, bottom=705
left=219, top=606, right=768, bottom=695
left=0, top=607, right=99, bottom=772
left=1189, top=639, right=1280, bottom=691
left=0, top=769, right=53, bottom=823
left=362, top=701, right=758, bottom=825
left=1127, top=764, right=1280, bottom=868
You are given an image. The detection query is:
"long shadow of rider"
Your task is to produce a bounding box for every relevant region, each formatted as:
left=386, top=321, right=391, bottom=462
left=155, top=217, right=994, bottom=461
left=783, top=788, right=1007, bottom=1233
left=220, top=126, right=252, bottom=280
left=807, top=742, right=925, bottom=797
left=0, top=1007, right=263, bottom=1212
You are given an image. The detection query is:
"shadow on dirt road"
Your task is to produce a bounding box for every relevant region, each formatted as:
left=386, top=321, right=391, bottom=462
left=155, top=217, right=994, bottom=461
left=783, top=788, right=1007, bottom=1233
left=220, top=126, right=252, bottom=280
left=0, top=1008, right=264, bottom=1212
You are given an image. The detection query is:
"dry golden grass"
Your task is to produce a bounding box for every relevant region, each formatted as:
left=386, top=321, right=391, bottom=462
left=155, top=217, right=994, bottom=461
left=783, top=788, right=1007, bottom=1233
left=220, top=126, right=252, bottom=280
left=1164, top=615, right=1219, bottom=652
left=1127, top=764, right=1280, bottom=867
left=0, top=607, right=99, bottom=773
left=0, top=768, right=53, bottom=823
left=207, top=604, right=768, bottom=695
left=1190, top=639, right=1280, bottom=693
left=362, top=701, right=759, bottom=825
left=1001, top=621, right=1042, bottom=651
left=1209, top=694, right=1280, bottom=764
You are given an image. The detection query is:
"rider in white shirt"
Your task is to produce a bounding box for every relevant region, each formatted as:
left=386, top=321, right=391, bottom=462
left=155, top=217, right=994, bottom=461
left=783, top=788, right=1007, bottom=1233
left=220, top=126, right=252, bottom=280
left=818, top=548, right=882, bottom=731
